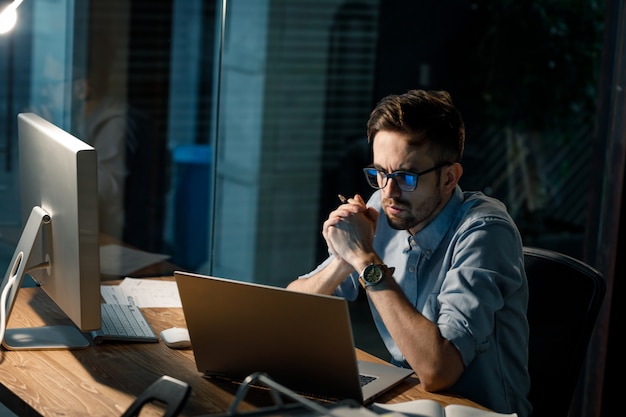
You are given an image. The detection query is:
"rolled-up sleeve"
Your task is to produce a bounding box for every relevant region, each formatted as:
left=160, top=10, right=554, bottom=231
left=435, top=216, right=526, bottom=366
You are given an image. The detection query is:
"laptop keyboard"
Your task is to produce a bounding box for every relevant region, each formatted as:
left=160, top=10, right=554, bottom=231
left=91, top=303, right=158, bottom=343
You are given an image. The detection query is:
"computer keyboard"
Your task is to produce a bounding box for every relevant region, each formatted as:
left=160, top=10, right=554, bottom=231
left=91, top=303, right=158, bottom=344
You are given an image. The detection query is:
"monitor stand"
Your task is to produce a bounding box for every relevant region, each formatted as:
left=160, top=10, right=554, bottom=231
left=3, top=326, right=89, bottom=350
left=0, top=206, right=90, bottom=350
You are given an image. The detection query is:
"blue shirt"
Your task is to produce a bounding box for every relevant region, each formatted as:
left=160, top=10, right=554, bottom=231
left=302, top=186, right=531, bottom=417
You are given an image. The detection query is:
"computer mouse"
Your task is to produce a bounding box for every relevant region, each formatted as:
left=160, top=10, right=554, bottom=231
left=160, top=327, right=191, bottom=349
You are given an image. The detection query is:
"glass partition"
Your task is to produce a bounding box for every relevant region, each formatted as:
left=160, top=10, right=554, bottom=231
left=0, top=0, right=605, bottom=286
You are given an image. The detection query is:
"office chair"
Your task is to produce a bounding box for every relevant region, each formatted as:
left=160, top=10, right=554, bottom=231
left=121, top=375, right=191, bottom=417
left=524, top=247, right=606, bottom=417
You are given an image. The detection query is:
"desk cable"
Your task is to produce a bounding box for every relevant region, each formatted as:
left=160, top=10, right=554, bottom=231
left=221, top=372, right=350, bottom=417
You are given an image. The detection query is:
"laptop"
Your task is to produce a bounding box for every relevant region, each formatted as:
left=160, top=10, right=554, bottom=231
left=175, top=271, right=414, bottom=404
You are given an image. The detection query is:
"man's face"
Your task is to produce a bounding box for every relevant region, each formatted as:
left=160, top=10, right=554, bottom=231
left=371, top=131, right=448, bottom=235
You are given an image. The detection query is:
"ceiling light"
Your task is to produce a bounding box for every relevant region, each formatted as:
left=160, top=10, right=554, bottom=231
left=0, top=0, right=24, bottom=35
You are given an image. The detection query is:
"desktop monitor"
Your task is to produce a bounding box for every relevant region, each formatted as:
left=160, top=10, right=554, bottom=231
left=0, top=112, right=101, bottom=350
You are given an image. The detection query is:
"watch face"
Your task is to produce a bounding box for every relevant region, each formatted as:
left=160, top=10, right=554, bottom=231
left=364, top=264, right=383, bottom=284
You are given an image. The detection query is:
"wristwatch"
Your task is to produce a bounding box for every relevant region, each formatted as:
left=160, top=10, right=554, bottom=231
left=358, top=263, right=394, bottom=289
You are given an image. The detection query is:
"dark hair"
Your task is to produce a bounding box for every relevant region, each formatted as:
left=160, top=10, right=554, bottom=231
left=366, top=90, right=465, bottom=164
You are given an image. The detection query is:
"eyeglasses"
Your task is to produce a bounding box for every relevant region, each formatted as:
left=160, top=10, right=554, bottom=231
left=362, top=162, right=451, bottom=192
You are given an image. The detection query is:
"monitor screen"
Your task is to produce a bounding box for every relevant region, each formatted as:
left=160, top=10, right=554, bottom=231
left=0, top=112, right=101, bottom=349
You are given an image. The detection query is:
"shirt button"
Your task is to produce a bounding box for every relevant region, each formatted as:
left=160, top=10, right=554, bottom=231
left=409, top=266, right=416, bottom=273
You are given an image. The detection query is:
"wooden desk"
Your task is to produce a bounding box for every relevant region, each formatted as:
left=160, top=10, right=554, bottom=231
left=0, top=280, right=487, bottom=416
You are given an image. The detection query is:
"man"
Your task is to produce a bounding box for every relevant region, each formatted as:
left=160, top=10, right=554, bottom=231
left=287, top=90, right=531, bottom=417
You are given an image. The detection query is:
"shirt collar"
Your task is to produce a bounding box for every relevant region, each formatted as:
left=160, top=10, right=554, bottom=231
left=410, top=186, right=463, bottom=257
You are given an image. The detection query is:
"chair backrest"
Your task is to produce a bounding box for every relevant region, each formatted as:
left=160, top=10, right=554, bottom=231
left=524, top=247, right=606, bottom=417
left=121, top=375, right=190, bottom=417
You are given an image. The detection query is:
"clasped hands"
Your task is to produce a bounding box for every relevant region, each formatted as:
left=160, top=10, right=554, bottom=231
left=323, top=194, right=379, bottom=268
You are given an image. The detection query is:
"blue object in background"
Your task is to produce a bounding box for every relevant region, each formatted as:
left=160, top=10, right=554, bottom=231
left=172, top=145, right=211, bottom=270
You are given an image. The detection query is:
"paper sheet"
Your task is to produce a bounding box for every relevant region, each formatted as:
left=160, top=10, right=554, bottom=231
left=370, top=400, right=517, bottom=417
left=101, top=277, right=182, bottom=308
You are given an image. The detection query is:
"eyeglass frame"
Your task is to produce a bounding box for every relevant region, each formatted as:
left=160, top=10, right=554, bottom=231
left=362, top=162, right=452, bottom=192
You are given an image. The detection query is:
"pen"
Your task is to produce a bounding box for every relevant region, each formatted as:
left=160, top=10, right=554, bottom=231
left=338, top=194, right=348, bottom=203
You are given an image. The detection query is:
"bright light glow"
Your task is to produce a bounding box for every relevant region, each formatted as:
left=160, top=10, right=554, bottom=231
left=0, top=0, right=24, bottom=35
left=0, top=9, right=18, bottom=34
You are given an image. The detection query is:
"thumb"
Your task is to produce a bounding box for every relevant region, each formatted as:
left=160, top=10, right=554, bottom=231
left=354, top=194, right=367, bottom=206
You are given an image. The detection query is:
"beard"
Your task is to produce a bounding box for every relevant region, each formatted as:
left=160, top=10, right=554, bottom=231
left=384, top=189, right=442, bottom=231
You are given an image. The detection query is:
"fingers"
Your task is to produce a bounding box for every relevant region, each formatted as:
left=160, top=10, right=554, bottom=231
left=325, top=193, right=375, bottom=260
left=339, top=193, right=366, bottom=206
left=322, top=218, right=341, bottom=259
left=329, top=193, right=375, bottom=228
left=337, top=194, right=367, bottom=215
left=341, top=194, right=377, bottom=223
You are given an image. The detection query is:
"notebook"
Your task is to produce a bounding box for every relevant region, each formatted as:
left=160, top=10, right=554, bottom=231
left=175, top=271, right=414, bottom=404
